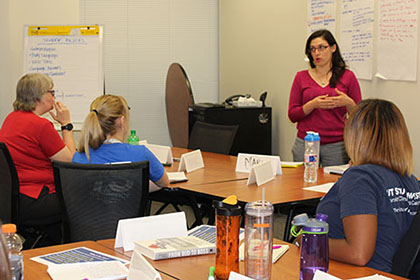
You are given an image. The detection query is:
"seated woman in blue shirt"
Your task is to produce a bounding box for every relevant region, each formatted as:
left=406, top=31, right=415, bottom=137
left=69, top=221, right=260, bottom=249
left=73, top=94, right=169, bottom=191
left=317, top=99, right=420, bottom=272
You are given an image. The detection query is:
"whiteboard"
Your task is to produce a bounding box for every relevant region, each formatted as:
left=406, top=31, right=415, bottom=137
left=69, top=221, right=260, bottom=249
left=23, top=25, right=103, bottom=128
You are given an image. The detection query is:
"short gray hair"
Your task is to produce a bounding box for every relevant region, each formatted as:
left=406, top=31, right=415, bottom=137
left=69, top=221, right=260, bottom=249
left=13, top=73, right=53, bottom=111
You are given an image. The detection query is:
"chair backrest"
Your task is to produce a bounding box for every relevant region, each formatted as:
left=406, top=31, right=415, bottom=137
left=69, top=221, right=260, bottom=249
left=0, top=143, right=19, bottom=225
left=188, top=121, right=239, bottom=155
left=165, top=63, right=195, bottom=148
left=392, top=206, right=420, bottom=278
left=52, top=161, right=150, bottom=242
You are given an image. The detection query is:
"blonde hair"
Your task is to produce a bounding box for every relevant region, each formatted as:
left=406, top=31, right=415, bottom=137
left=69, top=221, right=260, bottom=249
left=78, top=94, right=129, bottom=160
left=13, top=73, right=53, bottom=111
left=344, top=99, right=413, bottom=176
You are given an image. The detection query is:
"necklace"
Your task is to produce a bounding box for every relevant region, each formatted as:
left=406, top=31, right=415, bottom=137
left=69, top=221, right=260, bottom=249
left=314, top=69, right=331, bottom=86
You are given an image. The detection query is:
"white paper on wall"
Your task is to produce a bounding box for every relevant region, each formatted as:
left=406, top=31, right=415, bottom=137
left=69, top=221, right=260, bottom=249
left=307, top=0, right=337, bottom=34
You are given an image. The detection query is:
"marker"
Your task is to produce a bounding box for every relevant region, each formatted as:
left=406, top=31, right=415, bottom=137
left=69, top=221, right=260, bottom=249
left=273, top=245, right=282, bottom=249
left=208, top=266, right=215, bottom=280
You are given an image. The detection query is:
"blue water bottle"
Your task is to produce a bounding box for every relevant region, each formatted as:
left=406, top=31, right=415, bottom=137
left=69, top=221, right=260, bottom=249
left=291, top=213, right=329, bottom=280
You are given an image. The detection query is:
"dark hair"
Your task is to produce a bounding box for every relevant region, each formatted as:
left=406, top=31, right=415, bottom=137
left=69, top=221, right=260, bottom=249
left=344, top=99, right=413, bottom=176
left=305, top=29, right=346, bottom=88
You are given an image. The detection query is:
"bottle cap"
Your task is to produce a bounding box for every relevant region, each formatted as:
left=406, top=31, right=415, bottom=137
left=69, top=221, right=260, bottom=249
left=213, top=196, right=241, bottom=216
left=304, top=131, right=320, bottom=141
left=130, top=130, right=136, bottom=135
left=2, top=223, right=17, bottom=234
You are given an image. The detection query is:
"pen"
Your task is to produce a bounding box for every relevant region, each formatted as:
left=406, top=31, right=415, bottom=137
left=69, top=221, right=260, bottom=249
left=329, top=172, right=342, bottom=176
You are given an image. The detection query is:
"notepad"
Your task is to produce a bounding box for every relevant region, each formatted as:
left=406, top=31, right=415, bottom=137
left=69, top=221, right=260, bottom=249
left=281, top=161, right=303, bottom=168
left=167, top=172, right=188, bottom=184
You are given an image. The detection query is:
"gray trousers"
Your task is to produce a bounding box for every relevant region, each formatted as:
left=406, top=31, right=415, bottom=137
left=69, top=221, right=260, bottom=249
left=292, top=137, right=349, bottom=167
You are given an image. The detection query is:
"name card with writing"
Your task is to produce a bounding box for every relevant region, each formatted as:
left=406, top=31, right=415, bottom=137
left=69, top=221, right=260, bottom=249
left=146, top=143, right=173, bottom=165
left=247, top=161, right=275, bottom=186
left=115, top=212, right=187, bottom=251
left=178, top=149, right=205, bottom=173
left=236, top=153, right=282, bottom=175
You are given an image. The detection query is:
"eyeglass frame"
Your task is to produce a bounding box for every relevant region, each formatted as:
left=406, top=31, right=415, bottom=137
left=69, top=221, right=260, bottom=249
left=47, top=90, right=55, bottom=97
left=309, top=45, right=330, bottom=53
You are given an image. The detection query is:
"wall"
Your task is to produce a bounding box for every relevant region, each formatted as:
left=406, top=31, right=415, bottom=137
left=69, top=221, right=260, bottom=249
left=220, top=0, right=420, bottom=175
left=0, top=0, right=79, bottom=124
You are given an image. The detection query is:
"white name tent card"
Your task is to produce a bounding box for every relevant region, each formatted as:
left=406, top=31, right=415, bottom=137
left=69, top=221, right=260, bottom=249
left=178, top=149, right=204, bottom=173
left=247, top=161, right=275, bottom=186
left=236, top=153, right=282, bottom=175
left=146, top=143, right=173, bottom=165
left=128, top=250, right=162, bottom=280
left=229, top=271, right=254, bottom=280
left=115, top=212, right=188, bottom=251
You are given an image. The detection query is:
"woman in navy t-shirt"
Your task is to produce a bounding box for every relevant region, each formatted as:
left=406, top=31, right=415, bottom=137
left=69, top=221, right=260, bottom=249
left=317, top=99, right=420, bottom=272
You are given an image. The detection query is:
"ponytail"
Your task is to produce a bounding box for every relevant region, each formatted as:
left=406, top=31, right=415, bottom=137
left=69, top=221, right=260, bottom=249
left=77, top=95, right=129, bottom=161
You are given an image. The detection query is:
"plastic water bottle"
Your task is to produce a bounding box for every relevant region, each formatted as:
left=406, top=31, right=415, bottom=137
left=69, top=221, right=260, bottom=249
left=291, top=213, right=329, bottom=280
left=2, top=224, right=23, bottom=280
left=0, top=228, right=12, bottom=280
left=127, top=129, right=139, bottom=145
left=304, top=132, right=320, bottom=183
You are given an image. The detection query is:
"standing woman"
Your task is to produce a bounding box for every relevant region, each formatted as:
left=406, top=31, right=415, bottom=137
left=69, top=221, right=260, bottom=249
left=0, top=73, right=76, bottom=246
left=288, top=29, right=362, bottom=166
left=73, top=94, right=169, bottom=191
left=316, top=99, right=420, bottom=272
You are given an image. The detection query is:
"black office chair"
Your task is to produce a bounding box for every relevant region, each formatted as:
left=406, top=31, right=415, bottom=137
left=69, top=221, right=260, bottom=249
left=52, top=161, right=150, bottom=242
left=0, top=143, right=20, bottom=225
left=187, top=121, right=239, bottom=155
left=392, top=206, right=420, bottom=278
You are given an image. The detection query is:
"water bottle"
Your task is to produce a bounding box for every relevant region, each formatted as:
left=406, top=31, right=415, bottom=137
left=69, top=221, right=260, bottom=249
left=291, top=213, right=329, bottom=280
left=213, top=197, right=241, bottom=280
left=304, top=132, right=320, bottom=183
left=244, top=200, right=274, bottom=280
left=2, top=224, right=23, bottom=280
left=127, top=129, right=139, bottom=145
left=0, top=226, right=12, bottom=280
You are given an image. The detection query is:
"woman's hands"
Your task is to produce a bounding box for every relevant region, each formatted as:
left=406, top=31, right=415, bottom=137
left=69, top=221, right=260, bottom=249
left=303, top=89, right=356, bottom=116
left=49, top=102, right=71, bottom=126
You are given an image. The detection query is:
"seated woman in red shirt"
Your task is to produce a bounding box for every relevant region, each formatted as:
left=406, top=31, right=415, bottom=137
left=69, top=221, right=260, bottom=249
left=0, top=73, right=76, bottom=247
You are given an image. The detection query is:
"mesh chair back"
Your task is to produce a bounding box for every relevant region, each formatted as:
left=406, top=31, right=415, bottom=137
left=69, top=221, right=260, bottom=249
left=188, top=121, right=239, bottom=155
left=392, top=205, right=420, bottom=278
left=53, top=161, right=149, bottom=242
left=0, top=143, right=19, bottom=224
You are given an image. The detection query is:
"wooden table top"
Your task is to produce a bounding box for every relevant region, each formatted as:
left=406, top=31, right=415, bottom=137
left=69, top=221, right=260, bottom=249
left=97, top=239, right=407, bottom=280
left=22, top=241, right=175, bottom=280
left=177, top=165, right=340, bottom=204
left=166, top=147, right=249, bottom=186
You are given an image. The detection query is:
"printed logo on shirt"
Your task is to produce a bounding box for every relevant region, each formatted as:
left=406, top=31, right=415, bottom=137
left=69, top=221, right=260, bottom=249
left=386, top=186, right=420, bottom=215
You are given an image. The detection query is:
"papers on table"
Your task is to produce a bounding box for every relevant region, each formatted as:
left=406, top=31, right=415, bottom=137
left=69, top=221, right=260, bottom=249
left=30, top=247, right=129, bottom=266
left=303, top=183, right=335, bottom=193
left=47, top=261, right=128, bottom=280
left=323, top=164, right=349, bottom=175
left=313, top=270, right=395, bottom=280
left=281, top=161, right=303, bottom=168
left=229, top=271, right=254, bottom=280
left=167, top=172, right=188, bottom=184
left=187, top=225, right=245, bottom=245
left=115, top=212, right=188, bottom=251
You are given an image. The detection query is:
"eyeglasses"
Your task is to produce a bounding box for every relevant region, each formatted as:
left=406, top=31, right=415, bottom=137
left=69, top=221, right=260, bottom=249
left=47, top=90, right=55, bottom=97
left=310, top=45, right=329, bottom=53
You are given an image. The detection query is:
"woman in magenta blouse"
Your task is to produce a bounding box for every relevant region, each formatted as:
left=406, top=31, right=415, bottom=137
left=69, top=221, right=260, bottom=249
left=288, top=29, right=362, bottom=167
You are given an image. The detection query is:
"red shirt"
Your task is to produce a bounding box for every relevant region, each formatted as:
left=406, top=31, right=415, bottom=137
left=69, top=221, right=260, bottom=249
left=0, top=111, right=65, bottom=199
left=288, top=69, right=362, bottom=144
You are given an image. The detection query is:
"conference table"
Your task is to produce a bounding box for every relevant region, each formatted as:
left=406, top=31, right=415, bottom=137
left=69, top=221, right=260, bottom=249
left=97, top=238, right=407, bottom=280
left=168, top=147, right=338, bottom=204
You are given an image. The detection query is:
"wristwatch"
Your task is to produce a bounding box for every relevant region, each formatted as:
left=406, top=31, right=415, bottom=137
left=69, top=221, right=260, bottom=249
left=61, top=123, right=73, bottom=131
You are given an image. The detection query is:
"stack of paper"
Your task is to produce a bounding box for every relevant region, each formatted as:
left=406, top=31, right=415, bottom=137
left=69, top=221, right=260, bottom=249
left=323, top=164, right=349, bottom=175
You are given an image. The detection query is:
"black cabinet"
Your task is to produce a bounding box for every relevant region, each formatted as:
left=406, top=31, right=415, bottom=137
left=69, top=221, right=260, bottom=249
left=189, top=105, right=272, bottom=155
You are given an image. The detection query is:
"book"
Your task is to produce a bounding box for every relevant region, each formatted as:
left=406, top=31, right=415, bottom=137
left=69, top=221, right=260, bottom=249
left=323, top=164, right=349, bottom=175
left=134, top=236, right=215, bottom=260
left=188, top=224, right=245, bottom=244
left=238, top=243, right=289, bottom=263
